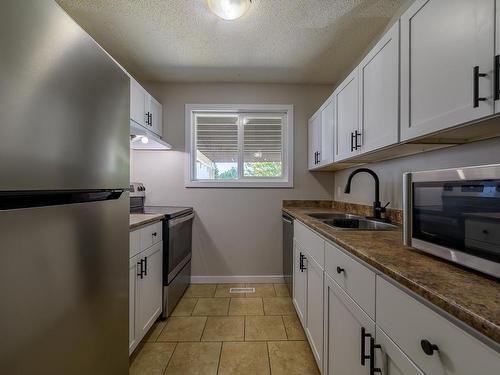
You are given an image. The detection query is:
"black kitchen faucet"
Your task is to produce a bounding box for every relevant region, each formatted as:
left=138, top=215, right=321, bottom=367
left=344, top=168, right=389, bottom=221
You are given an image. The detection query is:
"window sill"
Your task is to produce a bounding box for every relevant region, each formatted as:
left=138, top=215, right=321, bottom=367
left=185, top=180, right=293, bottom=188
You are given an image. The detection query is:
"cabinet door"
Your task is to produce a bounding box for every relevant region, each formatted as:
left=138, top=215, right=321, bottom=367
left=375, top=327, right=424, bottom=375
left=137, top=242, right=163, bottom=339
left=359, top=21, right=399, bottom=154
left=307, top=115, right=316, bottom=170
left=308, top=113, right=321, bottom=170
left=149, top=96, right=163, bottom=137
left=130, top=79, right=147, bottom=127
left=324, top=274, right=374, bottom=375
left=400, top=0, right=495, bottom=141
left=318, top=99, right=334, bottom=166
left=335, top=70, right=359, bottom=161
left=306, top=254, right=324, bottom=369
left=129, top=255, right=140, bottom=355
left=293, top=239, right=307, bottom=325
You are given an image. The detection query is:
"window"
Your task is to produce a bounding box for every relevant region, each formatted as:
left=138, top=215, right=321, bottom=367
left=185, top=104, right=293, bottom=187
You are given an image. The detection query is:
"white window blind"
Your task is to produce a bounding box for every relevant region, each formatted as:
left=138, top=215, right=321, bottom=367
left=186, top=105, right=293, bottom=187
left=243, top=115, right=283, bottom=178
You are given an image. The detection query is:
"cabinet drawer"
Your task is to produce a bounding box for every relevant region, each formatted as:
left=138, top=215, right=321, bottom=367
left=376, top=277, right=500, bottom=375
left=130, top=230, right=141, bottom=259
left=325, top=241, right=375, bottom=319
left=294, top=221, right=324, bottom=268
left=139, top=221, right=162, bottom=251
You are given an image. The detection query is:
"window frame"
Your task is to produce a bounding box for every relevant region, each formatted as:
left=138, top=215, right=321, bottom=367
left=185, top=104, right=294, bottom=188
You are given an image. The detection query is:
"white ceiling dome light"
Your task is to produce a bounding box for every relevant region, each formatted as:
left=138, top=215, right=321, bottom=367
left=206, top=0, right=252, bottom=20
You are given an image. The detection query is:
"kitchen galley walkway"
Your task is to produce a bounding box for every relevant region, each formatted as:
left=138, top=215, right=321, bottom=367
left=129, top=283, right=320, bottom=375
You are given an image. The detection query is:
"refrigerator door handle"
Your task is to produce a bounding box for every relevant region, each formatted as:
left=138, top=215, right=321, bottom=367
left=0, top=189, right=124, bottom=211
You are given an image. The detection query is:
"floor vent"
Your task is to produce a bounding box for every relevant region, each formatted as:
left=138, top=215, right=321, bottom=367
left=229, top=287, right=255, bottom=294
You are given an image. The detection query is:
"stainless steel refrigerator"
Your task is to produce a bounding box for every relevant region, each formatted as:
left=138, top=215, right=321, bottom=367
left=0, top=1, right=130, bottom=374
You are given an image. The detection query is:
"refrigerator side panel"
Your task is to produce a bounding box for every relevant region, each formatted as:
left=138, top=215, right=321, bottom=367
left=0, top=194, right=129, bottom=375
left=0, top=0, right=130, bottom=191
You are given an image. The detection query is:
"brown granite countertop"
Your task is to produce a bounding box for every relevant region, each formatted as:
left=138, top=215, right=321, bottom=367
left=283, top=205, right=500, bottom=345
left=130, top=214, right=164, bottom=230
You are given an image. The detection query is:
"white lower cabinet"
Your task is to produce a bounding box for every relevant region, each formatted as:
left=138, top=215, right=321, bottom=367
left=376, top=277, right=500, bottom=375
left=375, top=327, right=424, bottom=375
left=291, top=220, right=500, bottom=375
left=137, top=242, right=163, bottom=339
left=129, top=254, right=139, bottom=353
left=293, top=221, right=325, bottom=370
left=324, top=273, right=375, bottom=375
left=129, top=223, right=163, bottom=355
left=293, top=239, right=307, bottom=325
left=305, top=254, right=324, bottom=367
left=293, top=237, right=324, bottom=370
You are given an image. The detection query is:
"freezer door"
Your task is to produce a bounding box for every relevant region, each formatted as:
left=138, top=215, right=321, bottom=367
left=0, top=0, right=129, bottom=191
left=0, top=194, right=129, bottom=375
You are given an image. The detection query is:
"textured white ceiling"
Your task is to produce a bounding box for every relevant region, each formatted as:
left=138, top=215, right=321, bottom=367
left=56, top=0, right=408, bottom=84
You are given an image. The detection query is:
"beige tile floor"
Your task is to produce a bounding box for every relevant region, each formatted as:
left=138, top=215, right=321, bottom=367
left=130, top=283, right=320, bottom=375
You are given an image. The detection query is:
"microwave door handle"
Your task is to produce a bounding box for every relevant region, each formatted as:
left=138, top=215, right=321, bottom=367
left=169, top=213, right=195, bottom=228
left=420, top=230, right=438, bottom=237
left=403, top=173, right=412, bottom=246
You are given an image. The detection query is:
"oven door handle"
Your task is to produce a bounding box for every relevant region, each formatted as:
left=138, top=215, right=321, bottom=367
left=169, top=212, right=194, bottom=228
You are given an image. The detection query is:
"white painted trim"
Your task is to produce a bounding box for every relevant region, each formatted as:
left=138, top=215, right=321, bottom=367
left=185, top=104, right=294, bottom=188
left=190, top=275, right=285, bottom=284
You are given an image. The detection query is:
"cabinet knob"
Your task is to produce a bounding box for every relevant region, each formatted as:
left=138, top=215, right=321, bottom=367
left=420, top=339, right=439, bottom=356
left=152, top=232, right=157, bottom=237
left=336, top=266, right=345, bottom=274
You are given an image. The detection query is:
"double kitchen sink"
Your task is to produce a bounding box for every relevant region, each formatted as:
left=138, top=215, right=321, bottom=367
left=307, top=213, right=398, bottom=231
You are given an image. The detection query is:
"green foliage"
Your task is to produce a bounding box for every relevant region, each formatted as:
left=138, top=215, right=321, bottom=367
left=216, top=166, right=238, bottom=179
left=244, top=162, right=282, bottom=177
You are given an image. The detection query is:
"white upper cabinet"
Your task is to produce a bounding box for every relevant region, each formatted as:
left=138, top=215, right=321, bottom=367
left=307, top=0, right=500, bottom=169
left=149, top=96, right=163, bottom=137
left=308, top=113, right=321, bottom=170
left=335, top=69, right=359, bottom=161
left=400, top=0, right=495, bottom=141
left=308, top=95, right=334, bottom=170
left=319, top=98, right=334, bottom=166
left=359, top=21, right=400, bottom=154
left=130, top=79, right=147, bottom=128
left=130, top=78, right=163, bottom=137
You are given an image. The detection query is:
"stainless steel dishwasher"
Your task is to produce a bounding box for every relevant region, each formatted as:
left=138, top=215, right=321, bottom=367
left=282, top=213, right=294, bottom=295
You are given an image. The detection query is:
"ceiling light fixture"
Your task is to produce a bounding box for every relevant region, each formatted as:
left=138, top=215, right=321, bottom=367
left=206, top=0, right=252, bottom=20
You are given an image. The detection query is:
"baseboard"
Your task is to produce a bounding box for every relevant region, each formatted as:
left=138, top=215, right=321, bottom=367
left=190, top=275, right=285, bottom=284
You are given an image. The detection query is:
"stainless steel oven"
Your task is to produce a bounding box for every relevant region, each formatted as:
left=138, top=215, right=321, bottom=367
left=403, top=164, right=500, bottom=278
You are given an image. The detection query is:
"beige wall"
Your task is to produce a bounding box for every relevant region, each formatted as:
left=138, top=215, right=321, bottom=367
left=333, top=137, right=500, bottom=210
left=131, top=82, right=334, bottom=279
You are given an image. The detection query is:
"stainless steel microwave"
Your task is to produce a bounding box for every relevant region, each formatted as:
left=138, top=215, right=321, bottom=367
left=403, top=164, right=500, bottom=278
